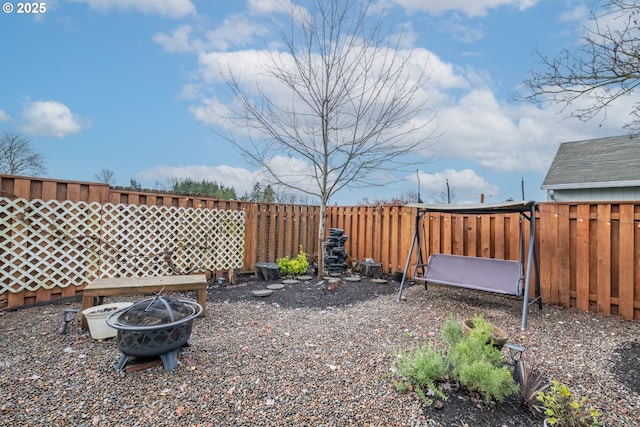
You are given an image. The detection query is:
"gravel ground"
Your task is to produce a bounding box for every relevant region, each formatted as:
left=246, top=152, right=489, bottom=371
left=0, top=276, right=639, bottom=426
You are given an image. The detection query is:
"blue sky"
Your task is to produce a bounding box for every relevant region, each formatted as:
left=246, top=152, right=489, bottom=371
left=0, top=0, right=631, bottom=204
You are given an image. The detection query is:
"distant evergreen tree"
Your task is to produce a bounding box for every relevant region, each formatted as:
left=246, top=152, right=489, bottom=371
left=241, top=182, right=276, bottom=202
left=129, top=178, right=142, bottom=190
left=169, top=178, right=237, bottom=200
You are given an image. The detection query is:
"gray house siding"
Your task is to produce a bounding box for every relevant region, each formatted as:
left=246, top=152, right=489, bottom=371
left=547, top=187, right=640, bottom=202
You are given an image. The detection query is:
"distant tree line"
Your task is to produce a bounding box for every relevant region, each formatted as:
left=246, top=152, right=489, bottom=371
left=169, top=178, right=277, bottom=203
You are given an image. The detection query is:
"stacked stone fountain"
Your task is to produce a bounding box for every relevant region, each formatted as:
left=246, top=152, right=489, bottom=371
left=324, top=228, right=349, bottom=275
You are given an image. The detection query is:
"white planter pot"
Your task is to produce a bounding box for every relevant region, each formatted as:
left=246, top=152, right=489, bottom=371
left=82, top=302, right=133, bottom=340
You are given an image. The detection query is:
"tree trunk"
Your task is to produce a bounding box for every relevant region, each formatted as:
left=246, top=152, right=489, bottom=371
left=317, top=202, right=327, bottom=278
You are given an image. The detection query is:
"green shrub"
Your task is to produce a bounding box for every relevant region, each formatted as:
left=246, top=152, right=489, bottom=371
left=395, top=343, right=450, bottom=403
left=448, top=316, right=504, bottom=372
left=456, top=361, right=518, bottom=403
left=393, top=314, right=518, bottom=406
left=277, top=246, right=309, bottom=277
left=446, top=315, right=517, bottom=403
left=441, top=317, right=465, bottom=349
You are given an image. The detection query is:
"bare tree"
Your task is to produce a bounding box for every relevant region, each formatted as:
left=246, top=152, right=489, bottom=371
left=0, top=133, right=47, bottom=176
left=516, top=1, right=640, bottom=130
left=218, top=0, right=438, bottom=277
left=95, top=168, right=116, bottom=186
left=430, top=179, right=456, bottom=204
left=431, top=189, right=457, bottom=204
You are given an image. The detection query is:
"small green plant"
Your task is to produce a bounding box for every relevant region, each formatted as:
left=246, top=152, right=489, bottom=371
left=447, top=315, right=517, bottom=403
left=455, top=360, right=518, bottom=403
left=394, top=315, right=519, bottom=406
left=515, top=357, right=549, bottom=414
left=277, top=246, right=309, bottom=277
left=394, top=343, right=450, bottom=404
left=441, top=316, right=465, bottom=349
left=537, top=380, right=602, bottom=427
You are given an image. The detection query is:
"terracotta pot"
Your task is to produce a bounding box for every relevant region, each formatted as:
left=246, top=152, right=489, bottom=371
left=462, top=318, right=509, bottom=349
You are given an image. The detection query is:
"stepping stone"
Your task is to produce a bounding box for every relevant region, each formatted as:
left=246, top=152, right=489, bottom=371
left=252, top=289, right=274, bottom=297
left=296, top=275, right=313, bottom=281
left=267, top=284, right=285, bottom=290
left=282, top=279, right=300, bottom=284
left=343, top=276, right=361, bottom=282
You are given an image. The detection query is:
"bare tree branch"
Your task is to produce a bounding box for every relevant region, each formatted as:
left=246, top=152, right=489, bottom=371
left=515, top=0, right=640, bottom=130
left=0, top=133, right=47, bottom=176
left=95, top=168, right=116, bottom=186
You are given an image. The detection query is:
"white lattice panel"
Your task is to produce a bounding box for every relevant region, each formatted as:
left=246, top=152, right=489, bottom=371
left=0, top=197, right=245, bottom=294
left=0, top=198, right=103, bottom=293
left=99, top=204, right=245, bottom=278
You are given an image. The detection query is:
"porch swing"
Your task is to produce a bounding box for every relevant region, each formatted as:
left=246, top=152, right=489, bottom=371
left=397, top=200, right=542, bottom=330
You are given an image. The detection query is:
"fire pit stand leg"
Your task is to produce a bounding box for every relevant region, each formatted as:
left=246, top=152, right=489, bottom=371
left=115, top=351, right=181, bottom=372
left=115, top=353, right=131, bottom=372
left=159, top=349, right=180, bottom=372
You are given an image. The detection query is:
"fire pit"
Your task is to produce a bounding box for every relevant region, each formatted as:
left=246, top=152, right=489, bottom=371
left=106, top=296, right=202, bottom=372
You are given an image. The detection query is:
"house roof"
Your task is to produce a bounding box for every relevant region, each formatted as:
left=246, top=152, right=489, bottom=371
left=541, top=134, right=640, bottom=190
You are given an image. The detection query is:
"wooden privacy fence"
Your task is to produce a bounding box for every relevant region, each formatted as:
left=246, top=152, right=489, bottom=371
left=1, top=174, right=639, bottom=323
left=326, top=202, right=640, bottom=321
left=0, top=175, right=320, bottom=309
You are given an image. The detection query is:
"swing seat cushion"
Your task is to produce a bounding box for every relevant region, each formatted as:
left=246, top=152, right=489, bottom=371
left=419, top=253, right=522, bottom=296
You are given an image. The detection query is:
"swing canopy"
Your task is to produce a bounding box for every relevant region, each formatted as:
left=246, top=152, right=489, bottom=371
left=404, top=200, right=537, bottom=215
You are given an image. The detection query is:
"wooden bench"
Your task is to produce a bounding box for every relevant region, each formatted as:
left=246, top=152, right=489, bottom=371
left=81, top=274, right=207, bottom=328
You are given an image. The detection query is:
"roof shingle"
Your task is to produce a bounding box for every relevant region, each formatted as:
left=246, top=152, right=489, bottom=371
left=542, top=134, right=640, bottom=189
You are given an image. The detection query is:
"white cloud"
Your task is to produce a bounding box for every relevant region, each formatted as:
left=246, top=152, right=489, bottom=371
left=189, top=97, right=232, bottom=128
left=153, top=8, right=275, bottom=54
left=136, top=158, right=317, bottom=200
left=204, top=15, right=269, bottom=51
left=183, top=18, right=631, bottom=200
left=0, top=110, right=9, bottom=122
left=263, top=155, right=319, bottom=194
left=247, top=0, right=308, bottom=22
left=188, top=45, right=468, bottom=129
left=68, top=0, right=196, bottom=18
left=412, top=168, right=500, bottom=202
left=429, top=88, right=609, bottom=175
left=559, top=4, right=589, bottom=23
left=439, top=14, right=485, bottom=43
left=247, top=0, right=289, bottom=15
left=21, top=100, right=88, bottom=138
left=180, top=84, right=202, bottom=100
left=390, top=0, right=540, bottom=17
left=153, top=25, right=203, bottom=53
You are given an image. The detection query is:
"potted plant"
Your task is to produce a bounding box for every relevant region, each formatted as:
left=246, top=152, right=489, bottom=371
left=461, top=314, right=509, bottom=349
left=537, top=380, right=602, bottom=426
